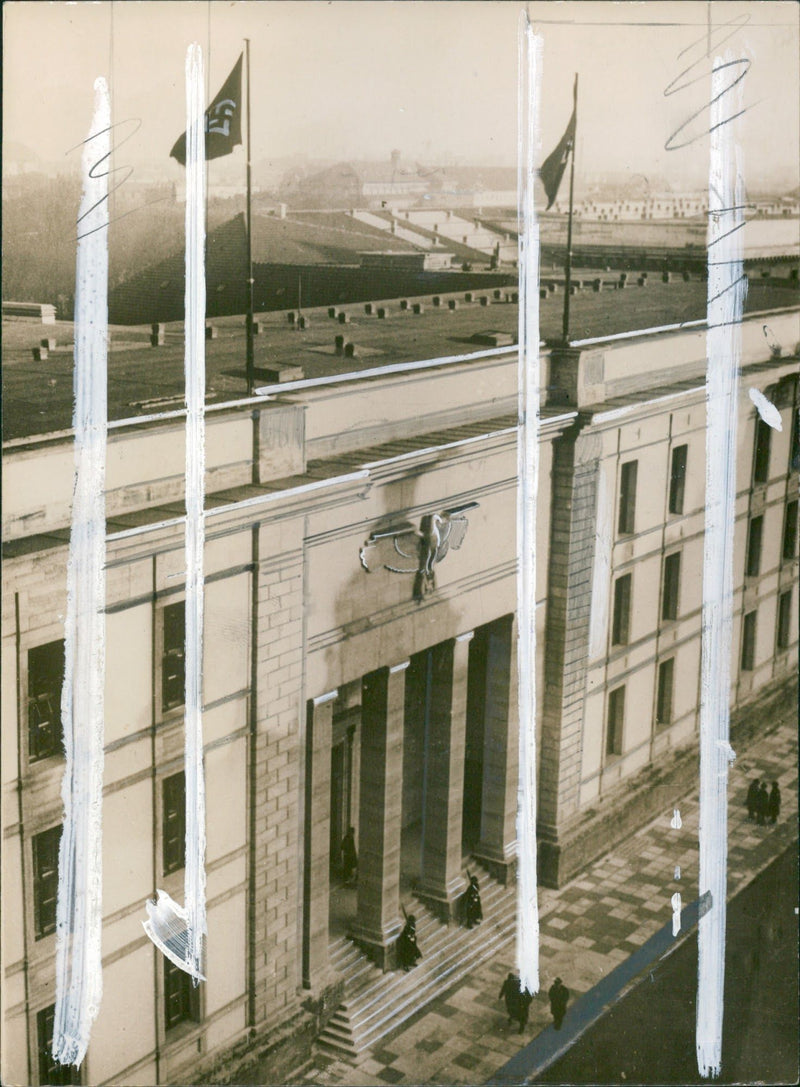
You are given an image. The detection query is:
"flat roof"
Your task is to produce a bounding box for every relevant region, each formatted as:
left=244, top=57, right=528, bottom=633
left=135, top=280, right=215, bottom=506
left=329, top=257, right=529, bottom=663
left=2, top=276, right=797, bottom=441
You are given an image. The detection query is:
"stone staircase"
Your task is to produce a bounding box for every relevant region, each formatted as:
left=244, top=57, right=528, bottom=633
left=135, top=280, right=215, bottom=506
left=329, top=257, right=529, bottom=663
left=318, top=866, right=516, bottom=1059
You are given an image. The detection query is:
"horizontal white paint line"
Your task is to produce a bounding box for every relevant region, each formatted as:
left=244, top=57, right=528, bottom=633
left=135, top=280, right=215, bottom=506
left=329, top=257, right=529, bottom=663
left=571, top=304, right=799, bottom=348
left=104, top=468, right=371, bottom=543
left=254, top=344, right=520, bottom=395
left=571, top=319, right=706, bottom=347
left=362, top=427, right=517, bottom=468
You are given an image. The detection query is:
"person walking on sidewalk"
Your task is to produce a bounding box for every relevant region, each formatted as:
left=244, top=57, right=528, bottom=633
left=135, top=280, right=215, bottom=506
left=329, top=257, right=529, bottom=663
left=746, top=778, right=761, bottom=821
left=768, top=781, right=781, bottom=825
left=756, top=781, right=770, bottom=825
left=548, top=977, right=569, bottom=1031
left=499, top=973, right=532, bottom=1034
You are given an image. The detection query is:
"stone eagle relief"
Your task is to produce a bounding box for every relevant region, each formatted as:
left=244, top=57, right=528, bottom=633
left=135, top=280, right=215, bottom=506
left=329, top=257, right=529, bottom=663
left=359, top=502, right=479, bottom=602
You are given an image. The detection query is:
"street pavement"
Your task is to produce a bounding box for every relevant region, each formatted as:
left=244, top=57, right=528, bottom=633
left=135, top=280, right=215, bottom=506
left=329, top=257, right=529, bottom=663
left=295, top=716, right=797, bottom=1087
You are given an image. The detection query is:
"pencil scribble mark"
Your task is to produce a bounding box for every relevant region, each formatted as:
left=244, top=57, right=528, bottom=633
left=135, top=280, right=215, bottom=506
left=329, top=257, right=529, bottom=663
left=664, top=14, right=751, bottom=151
left=67, top=118, right=141, bottom=240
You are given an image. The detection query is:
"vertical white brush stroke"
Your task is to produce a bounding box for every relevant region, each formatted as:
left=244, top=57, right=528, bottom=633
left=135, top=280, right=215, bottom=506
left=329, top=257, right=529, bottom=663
left=516, top=12, right=542, bottom=996
left=53, top=77, right=109, bottom=1068
left=183, top=42, right=208, bottom=982
left=697, top=51, right=747, bottom=1080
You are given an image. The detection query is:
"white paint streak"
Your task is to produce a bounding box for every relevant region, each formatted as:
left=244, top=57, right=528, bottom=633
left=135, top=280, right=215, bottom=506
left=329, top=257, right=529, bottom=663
left=672, top=892, right=683, bottom=937
left=675, top=866, right=682, bottom=880
left=748, top=387, right=783, bottom=431
left=671, top=809, right=682, bottom=830
left=183, top=42, right=208, bottom=983
left=53, top=77, right=109, bottom=1068
left=697, top=52, right=747, bottom=1080
left=142, top=43, right=207, bottom=982
left=516, top=13, right=542, bottom=996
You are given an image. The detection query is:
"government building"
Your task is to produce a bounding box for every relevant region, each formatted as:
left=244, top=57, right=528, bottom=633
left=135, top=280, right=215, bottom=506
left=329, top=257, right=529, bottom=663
left=2, top=280, right=798, bottom=1084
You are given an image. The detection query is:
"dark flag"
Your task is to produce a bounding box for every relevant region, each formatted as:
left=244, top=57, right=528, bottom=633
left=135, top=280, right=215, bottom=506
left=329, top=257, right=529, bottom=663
left=539, top=88, right=577, bottom=210
left=170, top=54, right=243, bottom=165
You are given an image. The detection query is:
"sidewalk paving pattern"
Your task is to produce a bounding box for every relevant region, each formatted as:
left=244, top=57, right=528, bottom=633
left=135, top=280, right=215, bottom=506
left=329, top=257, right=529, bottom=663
left=291, top=719, right=797, bottom=1087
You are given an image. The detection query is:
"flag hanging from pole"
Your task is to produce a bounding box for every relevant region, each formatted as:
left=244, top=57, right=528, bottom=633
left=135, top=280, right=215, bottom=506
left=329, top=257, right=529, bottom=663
left=170, top=54, right=243, bottom=165
left=539, top=83, right=577, bottom=210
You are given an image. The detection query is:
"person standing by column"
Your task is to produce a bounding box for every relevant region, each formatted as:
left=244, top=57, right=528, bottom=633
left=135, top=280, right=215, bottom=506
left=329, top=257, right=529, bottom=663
left=340, top=826, right=358, bottom=885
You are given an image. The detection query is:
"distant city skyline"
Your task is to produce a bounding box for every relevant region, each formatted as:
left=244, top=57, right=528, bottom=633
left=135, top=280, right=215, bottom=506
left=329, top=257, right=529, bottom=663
left=2, top=1, right=799, bottom=192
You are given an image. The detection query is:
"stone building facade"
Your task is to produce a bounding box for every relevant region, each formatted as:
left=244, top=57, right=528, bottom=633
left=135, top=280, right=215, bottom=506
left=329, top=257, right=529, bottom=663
left=2, top=304, right=797, bottom=1084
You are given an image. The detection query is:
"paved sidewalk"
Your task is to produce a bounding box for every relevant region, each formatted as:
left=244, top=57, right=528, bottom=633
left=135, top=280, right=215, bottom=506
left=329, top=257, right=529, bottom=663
left=297, top=719, right=797, bottom=1087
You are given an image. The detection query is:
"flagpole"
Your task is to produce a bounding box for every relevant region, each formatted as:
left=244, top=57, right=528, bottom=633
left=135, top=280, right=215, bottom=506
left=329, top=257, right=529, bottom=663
left=245, top=37, right=255, bottom=395
left=562, top=73, right=578, bottom=345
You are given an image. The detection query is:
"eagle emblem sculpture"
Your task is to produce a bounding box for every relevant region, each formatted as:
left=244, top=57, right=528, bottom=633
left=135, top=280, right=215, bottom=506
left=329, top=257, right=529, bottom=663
left=359, top=502, right=479, bottom=601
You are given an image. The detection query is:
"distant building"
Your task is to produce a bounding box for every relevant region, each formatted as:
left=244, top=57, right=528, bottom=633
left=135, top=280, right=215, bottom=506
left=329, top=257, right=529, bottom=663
left=2, top=295, right=797, bottom=1084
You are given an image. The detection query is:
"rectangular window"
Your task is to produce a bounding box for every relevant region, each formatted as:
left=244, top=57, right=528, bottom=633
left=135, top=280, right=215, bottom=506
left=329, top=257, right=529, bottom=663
left=37, top=1005, right=80, bottom=1086
left=162, top=772, right=186, bottom=875
left=612, top=574, right=632, bottom=646
left=162, top=602, right=185, bottom=711
left=656, top=658, right=675, bottom=726
left=777, top=591, right=792, bottom=651
left=28, top=640, right=65, bottom=762
left=33, top=826, right=61, bottom=939
left=741, top=610, right=757, bottom=671
left=783, top=500, right=798, bottom=561
left=668, top=444, right=687, bottom=515
left=790, top=407, right=799, bottom=473
left=661, top=552, right=681, bottom=622
left=753, top=417, right=771, bottom=484
left=606, top=686, right=625, bottom=758
left=164, top=956, right=200, bottom=1032
left=745, top=515, right=764, bottom=578
left=618, top=460, right=638, bottom=535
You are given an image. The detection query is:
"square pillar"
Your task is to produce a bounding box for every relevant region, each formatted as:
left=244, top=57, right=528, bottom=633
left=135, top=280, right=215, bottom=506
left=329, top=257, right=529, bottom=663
left=474, top=615, right=518, bottom=884
left=417, top=633, right=472, bottom=920
left=351, top=661, right=408, bottom=969
left=302, top=689, right=336, bottom=990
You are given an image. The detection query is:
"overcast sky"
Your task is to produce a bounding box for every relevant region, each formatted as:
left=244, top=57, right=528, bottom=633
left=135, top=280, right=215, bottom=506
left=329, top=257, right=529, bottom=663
left=3, top=1, right=798, bottom=190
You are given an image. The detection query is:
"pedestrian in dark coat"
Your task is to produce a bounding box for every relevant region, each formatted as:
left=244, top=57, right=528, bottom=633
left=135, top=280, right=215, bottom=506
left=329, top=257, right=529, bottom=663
left=340, top=826, right=358, bottom=884
left=548, top=977, right=569, bottom=1030
left=463, top=875, right=483, bottom=929
left=395, top=915, right=422, bottom=972
left=756, top=781, right=769, bottom=825
left=768, top=782, right=781, bottom=825
left=499, top=973, right=532, bottom=1034
left=746, top=779, right=760, bottom=821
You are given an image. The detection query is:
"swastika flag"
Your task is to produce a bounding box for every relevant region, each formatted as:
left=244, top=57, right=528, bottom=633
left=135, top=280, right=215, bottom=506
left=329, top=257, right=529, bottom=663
left=170, top=54, right=243, bottom=165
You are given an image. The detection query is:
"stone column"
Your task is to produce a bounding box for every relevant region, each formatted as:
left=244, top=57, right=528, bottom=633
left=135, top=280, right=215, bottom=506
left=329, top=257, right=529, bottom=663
left=302, top=689, right=336, bottom=990
left=417, top=633, right=472, bottom=920
left=539, top=428, right=601, bottom=887
left=474, top=615, right=519, bottom=884
left=352, top=661, right=407, bottom=969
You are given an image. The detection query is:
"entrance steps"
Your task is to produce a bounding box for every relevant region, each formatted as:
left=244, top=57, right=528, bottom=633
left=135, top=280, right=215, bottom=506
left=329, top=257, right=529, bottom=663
left=318, top=866, right=516, bottom=1059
